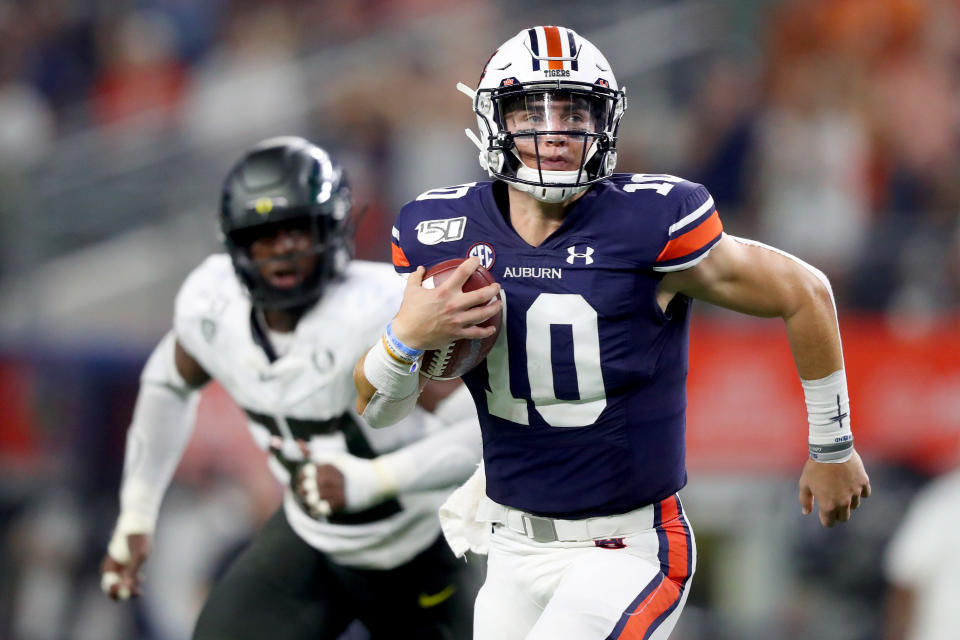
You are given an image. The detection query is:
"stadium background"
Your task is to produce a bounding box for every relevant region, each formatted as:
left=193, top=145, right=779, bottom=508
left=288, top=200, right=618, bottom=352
left=1, top=0, right=958, bottom=638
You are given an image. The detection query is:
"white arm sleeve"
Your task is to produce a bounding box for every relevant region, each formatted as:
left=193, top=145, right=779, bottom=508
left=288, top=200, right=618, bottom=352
left=376, top=385, right=482, bottom=493
left=360, top=337, right=423, bottom=428
left=327, top=385, right=482, bottom=510
left=116, top=331, right=201, bottom=535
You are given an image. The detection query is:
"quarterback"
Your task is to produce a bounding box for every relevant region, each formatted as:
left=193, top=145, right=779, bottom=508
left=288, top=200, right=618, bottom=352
left=354, top=26, right=872, bottom=640
left=100, top=137, right=482, bottom=639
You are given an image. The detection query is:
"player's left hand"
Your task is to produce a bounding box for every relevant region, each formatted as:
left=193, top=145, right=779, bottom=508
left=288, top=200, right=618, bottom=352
left=798, top=449, right=871, bottom=527
left=294, top=462, right=342, bottom=516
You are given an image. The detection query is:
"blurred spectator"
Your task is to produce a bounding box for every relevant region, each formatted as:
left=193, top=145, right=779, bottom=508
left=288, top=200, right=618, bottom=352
left=183, top=4, right=306, bottom=144
left=848, top=0, right=960, bottom=312
left=756, top=1, right=878, bottom=283
left=0, top=77, right=55, bottom=172
left=683, top=56, right=760, bottom=230
left=0, top=5, right=54, bottom=171
left=883, top=462, right=960, bottom=640
left=89, top=10, right=186, bottom=128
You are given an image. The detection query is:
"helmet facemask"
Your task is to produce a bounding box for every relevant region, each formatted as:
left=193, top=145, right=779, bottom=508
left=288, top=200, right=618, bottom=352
left=225, top=207, right=350, bottom=311
left=491, top=87, right=618, bottom=202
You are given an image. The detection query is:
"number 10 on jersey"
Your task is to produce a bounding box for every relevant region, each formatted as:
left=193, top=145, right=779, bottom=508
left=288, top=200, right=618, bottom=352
left=484, top=291, right=607, bottom=428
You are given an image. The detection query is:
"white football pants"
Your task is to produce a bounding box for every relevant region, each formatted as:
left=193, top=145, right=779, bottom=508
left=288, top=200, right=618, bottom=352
left=474, top=495, right=695, bottom=640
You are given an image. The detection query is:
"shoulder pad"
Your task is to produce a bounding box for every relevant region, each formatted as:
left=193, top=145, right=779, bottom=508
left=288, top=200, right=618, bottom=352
left=173, top=254, right=240, bottom=356
left=607, top=174, right=723, bottom=271
left=336, top=260, right=406, bottom=316
left=392, top=182, right=488, bottom=273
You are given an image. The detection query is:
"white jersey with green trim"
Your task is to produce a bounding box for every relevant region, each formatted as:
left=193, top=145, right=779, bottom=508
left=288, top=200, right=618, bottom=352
left=174, top=254, right=449, bottom=569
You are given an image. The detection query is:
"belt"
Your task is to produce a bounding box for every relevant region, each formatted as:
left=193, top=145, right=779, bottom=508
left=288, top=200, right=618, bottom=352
left=476, top=497, right=664, bottom=543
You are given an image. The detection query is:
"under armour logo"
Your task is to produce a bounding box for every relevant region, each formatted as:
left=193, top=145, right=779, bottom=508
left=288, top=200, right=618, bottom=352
left=566, top=246, right=595, bottom=265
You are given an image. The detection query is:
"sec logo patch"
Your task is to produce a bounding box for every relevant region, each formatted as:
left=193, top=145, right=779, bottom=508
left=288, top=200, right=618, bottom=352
left=467, top=242, right=496, bottom=270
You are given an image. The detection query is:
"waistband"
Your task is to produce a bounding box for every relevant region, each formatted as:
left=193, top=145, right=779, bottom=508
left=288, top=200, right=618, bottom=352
left=476, top=495, right=681, bottom=543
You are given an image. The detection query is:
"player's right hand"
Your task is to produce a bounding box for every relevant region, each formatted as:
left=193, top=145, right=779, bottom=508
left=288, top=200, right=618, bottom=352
left=798, top=449, right=871, bottom=527
left=391, top=257, right=501, bottom=351
left=100, top=532, right=151, bottom=601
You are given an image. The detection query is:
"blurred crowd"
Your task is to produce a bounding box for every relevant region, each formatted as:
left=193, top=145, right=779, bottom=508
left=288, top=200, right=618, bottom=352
left=1, top=0, right=958, bottom=313
left=1, top=1, right=959, bottom=640
left=677, top=0, right=960, bottom=316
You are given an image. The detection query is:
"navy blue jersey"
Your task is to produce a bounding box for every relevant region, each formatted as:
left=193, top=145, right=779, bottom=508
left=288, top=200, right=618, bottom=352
left=392, top=175, right=723, bottom=518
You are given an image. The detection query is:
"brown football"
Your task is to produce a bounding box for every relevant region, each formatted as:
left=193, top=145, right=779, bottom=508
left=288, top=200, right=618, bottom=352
left=419, top=259, right=502, bottom=380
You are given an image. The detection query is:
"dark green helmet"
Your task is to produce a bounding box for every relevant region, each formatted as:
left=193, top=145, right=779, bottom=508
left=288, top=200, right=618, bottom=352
left=219, top=136, right=352, bottom=310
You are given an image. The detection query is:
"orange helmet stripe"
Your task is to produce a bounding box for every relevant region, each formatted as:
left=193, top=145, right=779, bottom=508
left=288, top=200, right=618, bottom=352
left=544, top=26, right=564, bottom=70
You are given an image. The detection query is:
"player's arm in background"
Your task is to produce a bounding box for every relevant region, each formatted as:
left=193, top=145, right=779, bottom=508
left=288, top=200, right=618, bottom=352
left=659, top=233, right=871, bottom=528
left=881, top=479, right=946, bottom=640
left=295, top=382, right=483, bottom=516
left=882, top=586, right=914, bottom=640
left=100, top=332, right=210, bottom=601
left=353, top=256, right=500, bottom=426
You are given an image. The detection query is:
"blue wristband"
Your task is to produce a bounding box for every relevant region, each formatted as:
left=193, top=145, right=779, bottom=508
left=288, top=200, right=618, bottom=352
left=384, top=322, right=424, bottom=363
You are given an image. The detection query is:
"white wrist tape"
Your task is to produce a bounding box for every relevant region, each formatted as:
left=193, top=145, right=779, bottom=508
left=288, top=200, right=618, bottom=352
left=106, top=510, right=153, bottom=564
left=339, top=454, right=397, bottom=511
left=363, top=334, right=422, bottom=396
left=802, top=369, right=854, bottom=463
left=360, top=336, right=421, bottom=428
left=362, top=390, right=421, bottom=428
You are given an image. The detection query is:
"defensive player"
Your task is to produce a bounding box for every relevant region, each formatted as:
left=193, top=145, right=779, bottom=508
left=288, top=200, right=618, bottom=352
left=100, top=137, right=482, bottom=640
left=353, top=27, right=872, bottom=640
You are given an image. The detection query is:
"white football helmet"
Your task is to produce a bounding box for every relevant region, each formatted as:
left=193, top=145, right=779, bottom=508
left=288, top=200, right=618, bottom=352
left=458, top=26, right=627, bottom=203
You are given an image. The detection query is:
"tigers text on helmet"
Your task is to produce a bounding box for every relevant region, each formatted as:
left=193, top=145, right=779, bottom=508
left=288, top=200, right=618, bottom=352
left=220, top=136, right=352, bottom=310
left=457, top=26, right=627, bottom=203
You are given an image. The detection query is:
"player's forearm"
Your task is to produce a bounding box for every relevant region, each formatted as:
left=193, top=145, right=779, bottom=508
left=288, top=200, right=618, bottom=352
left=119, top=384, right=198, bottom=530
left=882, top=585, right=915, bottom=640
left=769, top=256, right=854, bottom=461
left=355, top=335, right=424, bottom=427
left=117, top=333, right=201, bottom=533
left=782, top=270, right=844, bottom=380
left=376, top=416, right=482, bottom=494
left=353, top=353, right=376, bottom=414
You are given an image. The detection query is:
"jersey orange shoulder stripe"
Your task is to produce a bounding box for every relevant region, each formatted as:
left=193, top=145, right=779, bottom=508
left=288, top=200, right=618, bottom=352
left=656, top=210, right=723, bottom=263
left=544, top=26, right=564, bottom=69
left=392, top=243, right=410, bottom=268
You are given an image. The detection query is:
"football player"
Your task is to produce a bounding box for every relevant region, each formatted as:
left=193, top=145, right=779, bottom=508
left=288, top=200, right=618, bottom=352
left=100, top=136, right=483, bottom=640
left=353, top=26, right=872, bottom=640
